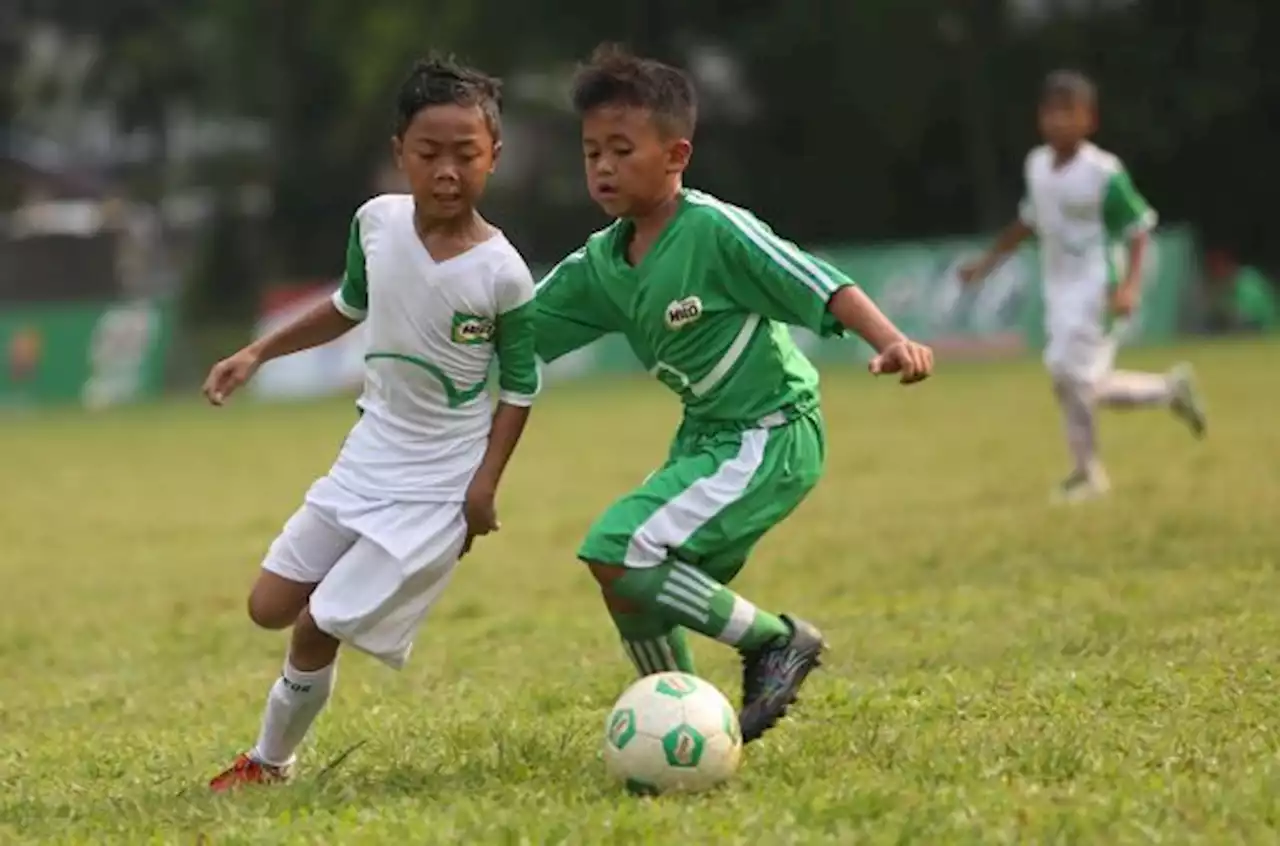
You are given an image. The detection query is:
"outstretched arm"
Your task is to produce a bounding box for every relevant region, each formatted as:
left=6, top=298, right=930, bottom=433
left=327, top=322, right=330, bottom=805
left=826, top=286, right=932, bottom=383
left=960, top=219, right=1034, bottom=286
left=709, top=202, right=933, bottom=383
left=826, top=286, right=907, bottom=354
left=204, top=215, right=367, bottom=405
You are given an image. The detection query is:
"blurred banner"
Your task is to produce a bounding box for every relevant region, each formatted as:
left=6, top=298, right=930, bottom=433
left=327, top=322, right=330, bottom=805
left=248, top=228, right=1197, bottom=400
left=798, top=225, right=1196, bottom=363
left=0, top=299, right=174, bottom=409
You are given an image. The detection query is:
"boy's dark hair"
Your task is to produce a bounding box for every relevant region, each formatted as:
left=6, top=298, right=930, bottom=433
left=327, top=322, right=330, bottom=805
left=1041, top=69, right=1097, bottom=107
left=395, top=54, right=502, bottom=140
left=570, top=43, right=698, bottom=138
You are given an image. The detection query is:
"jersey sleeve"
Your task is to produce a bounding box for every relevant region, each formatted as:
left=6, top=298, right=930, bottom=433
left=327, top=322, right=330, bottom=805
left=331, top=213, right=369, bottom=320
left=493, top=260, right=540, bottom=407
left=711, top=207, right=851, bottom=337
left=532, top=249, right=616, bottom=362
left=1103, top=166, right=1158, bottom=239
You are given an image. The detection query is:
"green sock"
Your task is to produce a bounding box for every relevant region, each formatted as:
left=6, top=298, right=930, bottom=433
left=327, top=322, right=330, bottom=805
left=612, top=561, right=790, bottom=652
left=611, top=610, right=696, bottom=675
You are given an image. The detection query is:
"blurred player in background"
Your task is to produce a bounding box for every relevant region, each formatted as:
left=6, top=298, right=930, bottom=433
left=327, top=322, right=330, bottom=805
left=962, top=70, right=1207, bottom=503
left=200, top=57, right=539, bottom=790
left=533, top=44, right=934, bottom=744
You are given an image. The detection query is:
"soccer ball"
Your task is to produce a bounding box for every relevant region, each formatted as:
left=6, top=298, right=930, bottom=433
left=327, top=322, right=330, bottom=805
left=602, top=671, right=743, bottom=795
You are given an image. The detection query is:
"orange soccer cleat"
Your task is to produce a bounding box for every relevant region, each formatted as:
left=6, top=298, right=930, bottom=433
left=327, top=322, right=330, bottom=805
left=208, top=752, right=293, bottom=793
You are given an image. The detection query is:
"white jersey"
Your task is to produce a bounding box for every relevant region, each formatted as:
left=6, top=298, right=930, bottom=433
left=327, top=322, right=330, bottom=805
left=1019, top=142, right=1156, bottom=301
left=324, top=194, right=539, bottom=503
left=1019, top=143, right=1156, bottom=382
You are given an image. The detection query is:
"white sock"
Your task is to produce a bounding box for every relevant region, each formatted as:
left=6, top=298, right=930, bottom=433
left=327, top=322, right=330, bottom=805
left=1095, top=370, right=1172, bottom=408
left=250, top=657, right=336, bottom=767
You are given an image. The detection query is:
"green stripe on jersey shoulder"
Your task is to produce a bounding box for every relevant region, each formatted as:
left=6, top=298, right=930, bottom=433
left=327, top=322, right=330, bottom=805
left=684, top=190, right=841, bottom=298
left=364, top=352, right=488, bottom=407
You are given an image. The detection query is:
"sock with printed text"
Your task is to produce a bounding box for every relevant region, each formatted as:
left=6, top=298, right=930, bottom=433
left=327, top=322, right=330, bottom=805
left=250, top=656, right=336, bottom=767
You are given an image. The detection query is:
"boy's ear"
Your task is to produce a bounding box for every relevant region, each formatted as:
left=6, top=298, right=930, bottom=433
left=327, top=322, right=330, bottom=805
left=391, top=135, right=404, bottom=170
left=667, top=138, right=693, bottom=174
left=491, top=140, right=503, bottom=174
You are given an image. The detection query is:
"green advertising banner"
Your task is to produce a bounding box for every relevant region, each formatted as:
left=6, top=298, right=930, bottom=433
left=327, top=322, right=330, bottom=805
left=541, top=227, right=1197, bottom=382
left=802, top=224, right=1194, bottom=362
left=0, top=299, right=174, bottom=409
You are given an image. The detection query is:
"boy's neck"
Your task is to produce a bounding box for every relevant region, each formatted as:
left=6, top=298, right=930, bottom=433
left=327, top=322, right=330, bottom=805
left=414, top=205, right=488, bottom=242
left=627, top=186, right=684, bottom=242
left=1051, top=140, right=1086, bottom=167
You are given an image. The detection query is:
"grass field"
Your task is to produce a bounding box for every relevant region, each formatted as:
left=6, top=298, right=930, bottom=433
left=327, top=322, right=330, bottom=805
left=2, top=338, right=1278, bottom=844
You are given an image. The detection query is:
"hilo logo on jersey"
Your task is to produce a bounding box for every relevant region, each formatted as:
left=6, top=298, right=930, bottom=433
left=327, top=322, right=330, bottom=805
left=451, top=313, right=495, bottom=345
left=664, top=296, right=704, bottom=330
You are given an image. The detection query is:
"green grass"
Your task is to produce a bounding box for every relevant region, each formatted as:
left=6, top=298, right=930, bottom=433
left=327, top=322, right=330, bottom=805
left=2, top=338, right=1278, bottom=844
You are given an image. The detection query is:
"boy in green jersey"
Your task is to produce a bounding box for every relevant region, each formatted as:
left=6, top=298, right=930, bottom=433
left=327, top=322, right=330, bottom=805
left=533, top=45, right=934, bottom=743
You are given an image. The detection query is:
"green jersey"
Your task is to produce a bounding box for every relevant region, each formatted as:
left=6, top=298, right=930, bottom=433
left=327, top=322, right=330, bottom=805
left=533, top=189, right=854, bottom=424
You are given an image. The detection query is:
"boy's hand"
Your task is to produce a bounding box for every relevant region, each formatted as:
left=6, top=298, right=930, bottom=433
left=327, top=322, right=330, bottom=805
left=203, top=347, right=262, bottom=406
left=1111, top=278, right=1139, bottom=318
left=461, top=477, right=499, bottom=558
left=869, top=340, right=934, bottom=384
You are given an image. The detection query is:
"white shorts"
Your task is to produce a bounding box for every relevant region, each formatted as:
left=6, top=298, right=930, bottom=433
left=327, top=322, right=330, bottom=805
left=1042, top=283, right=1123, bottom=385
left=262, top=476, right=467, bottom=669
left=1043, top=322, right=1118, bottom=385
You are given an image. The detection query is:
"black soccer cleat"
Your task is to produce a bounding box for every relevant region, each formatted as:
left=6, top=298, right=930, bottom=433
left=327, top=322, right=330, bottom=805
left=738, top=615, right=826, bottom=744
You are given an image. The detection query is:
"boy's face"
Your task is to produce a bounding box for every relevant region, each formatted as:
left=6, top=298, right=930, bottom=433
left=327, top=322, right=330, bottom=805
left=393, top=103, right=499, bottom=220
left=581, top=105, right=690, bottom=218
left=1038, top=94, right=1096, bottom=152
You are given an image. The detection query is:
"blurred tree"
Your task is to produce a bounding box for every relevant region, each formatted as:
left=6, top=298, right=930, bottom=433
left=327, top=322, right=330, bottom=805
left=18, top=0, right=1280, bottom=295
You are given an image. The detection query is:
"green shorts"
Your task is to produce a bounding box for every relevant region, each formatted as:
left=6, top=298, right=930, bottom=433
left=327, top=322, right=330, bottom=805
left=578, top=408, right=826, bottom=581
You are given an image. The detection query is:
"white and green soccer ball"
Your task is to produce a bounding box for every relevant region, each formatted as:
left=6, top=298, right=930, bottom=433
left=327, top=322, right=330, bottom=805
left=602, top=671, right=743, bottom=795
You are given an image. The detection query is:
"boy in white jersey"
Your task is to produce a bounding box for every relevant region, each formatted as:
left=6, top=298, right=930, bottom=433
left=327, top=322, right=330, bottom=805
left=200, top=57, right=539, bottom=790
left=962, top=70, right=1206, bottom=502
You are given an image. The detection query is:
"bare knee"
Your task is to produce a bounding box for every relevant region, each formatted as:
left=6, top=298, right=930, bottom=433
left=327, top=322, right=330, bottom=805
left=586, top=561, right=638, bottom=614
left=247, top=593, right=295, bottom=630
left=247, top=572, right=315, bottom=630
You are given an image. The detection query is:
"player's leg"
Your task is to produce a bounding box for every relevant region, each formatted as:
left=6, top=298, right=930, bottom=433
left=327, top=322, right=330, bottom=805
left=674, top=438, right=828, bottom=742
left=594, top=463, right=697, bottom=676
left=588, top=564, right=825, bottom=745
left=605, top=592, right=696, bottom=676
left=581, top=413, right=827, bottom=742
left=222, top=509, right=465, bottom=793
left=210, top=503, right=357, bottom=792
left=1050, top=375, right=1109, bottom=500
left=607, top=543, right=754, bottom=676
left=1096, top=363, right=1207, bottom=437
left=307, top=500, right=467, bottom=671
left=1045, top=326, right=1110, bottom=501
left=244, top=606, right=341, bottom=775
left=581, top=428, right=794, bottom=654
